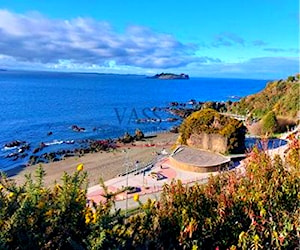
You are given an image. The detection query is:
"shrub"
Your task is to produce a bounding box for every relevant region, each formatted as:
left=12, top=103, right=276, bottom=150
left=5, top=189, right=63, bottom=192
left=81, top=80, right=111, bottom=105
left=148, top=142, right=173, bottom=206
left=0, top=166, right=89, bottom=249
left=121, top=139, right=300, bottom=249
left=261, top=111, right=278, bottom=135
left=229, top=75, right=299, bottom=123
left=0, top=137, right=299, bottom=249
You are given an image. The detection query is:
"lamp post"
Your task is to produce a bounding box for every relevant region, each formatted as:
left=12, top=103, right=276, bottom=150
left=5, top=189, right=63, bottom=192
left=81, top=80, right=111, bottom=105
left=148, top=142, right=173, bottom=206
left=123, top=149, right=130, bottom=217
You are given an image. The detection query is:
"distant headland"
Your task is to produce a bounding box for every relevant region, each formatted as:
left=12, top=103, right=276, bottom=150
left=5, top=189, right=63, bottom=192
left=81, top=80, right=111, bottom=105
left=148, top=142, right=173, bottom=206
left=147, top=72, right=189, bottom=80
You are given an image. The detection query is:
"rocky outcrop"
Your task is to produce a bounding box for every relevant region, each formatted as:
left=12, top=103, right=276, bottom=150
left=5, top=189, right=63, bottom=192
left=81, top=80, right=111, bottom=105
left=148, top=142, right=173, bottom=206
left=179, top=109, right=246, bottom=154
left=187, top=133, right=228, bottom=154
left=148, top=73, right=189, bottom=80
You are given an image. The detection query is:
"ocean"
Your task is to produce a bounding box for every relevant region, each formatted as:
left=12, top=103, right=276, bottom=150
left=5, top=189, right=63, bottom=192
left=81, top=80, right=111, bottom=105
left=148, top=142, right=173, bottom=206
left=0, top=70, right=268, bottom=171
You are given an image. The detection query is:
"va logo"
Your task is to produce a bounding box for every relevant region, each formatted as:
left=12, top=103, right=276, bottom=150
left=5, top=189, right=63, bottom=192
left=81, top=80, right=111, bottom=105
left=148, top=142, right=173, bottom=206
left=114, top=107, right=162, bottom=125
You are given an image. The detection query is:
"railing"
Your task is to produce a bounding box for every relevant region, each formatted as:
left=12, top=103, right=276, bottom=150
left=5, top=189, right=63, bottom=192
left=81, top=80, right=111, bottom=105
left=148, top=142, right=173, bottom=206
left=220, top=112, right=246, bottom=121
left=118, top=155, right=166, bottom=177
left=144, top=129, right=170, bottom=136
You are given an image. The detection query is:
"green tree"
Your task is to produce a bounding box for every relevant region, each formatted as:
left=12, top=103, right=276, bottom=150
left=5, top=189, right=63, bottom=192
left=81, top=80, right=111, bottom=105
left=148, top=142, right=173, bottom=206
left=287, top=75, right=295, bottom=82
left=261, top=111, right=278, bottom=135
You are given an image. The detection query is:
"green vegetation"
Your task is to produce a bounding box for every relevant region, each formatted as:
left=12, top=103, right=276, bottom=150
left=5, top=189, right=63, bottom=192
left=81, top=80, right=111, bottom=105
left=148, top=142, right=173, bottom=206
left=0, top=136, right=299, bottom=249
left=261, top=111, right=278, bottom=135
left=179, top=109, right=246, bottom=153
left=229, top=74, right=299, bottom=120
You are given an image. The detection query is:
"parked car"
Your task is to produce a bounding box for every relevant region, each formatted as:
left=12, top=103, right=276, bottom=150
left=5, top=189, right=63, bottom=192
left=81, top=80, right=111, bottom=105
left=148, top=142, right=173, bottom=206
left=126, top=186, right=141, bottom=194
left=149, top=172, right=165, bottom=180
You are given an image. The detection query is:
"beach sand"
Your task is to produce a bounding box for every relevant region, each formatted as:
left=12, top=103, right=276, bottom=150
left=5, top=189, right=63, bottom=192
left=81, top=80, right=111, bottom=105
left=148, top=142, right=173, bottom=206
left=7, top=133, right=178, bottom=188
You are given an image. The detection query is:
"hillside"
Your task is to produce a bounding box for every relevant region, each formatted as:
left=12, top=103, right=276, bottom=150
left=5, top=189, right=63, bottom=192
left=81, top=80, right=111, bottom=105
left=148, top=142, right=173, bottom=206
left=229, top=74, right=299, bottom=120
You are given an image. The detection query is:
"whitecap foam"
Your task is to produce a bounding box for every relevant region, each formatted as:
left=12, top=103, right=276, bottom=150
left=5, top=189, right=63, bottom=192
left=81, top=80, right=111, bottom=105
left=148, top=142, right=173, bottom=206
left=2, top=146, right=18, bottom=151
left=45, top=140, right=64, bottom=146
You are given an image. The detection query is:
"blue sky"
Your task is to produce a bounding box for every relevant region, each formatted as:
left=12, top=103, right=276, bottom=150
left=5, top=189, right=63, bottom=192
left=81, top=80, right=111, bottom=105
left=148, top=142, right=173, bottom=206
left=0, top=0, right=298, bottom=78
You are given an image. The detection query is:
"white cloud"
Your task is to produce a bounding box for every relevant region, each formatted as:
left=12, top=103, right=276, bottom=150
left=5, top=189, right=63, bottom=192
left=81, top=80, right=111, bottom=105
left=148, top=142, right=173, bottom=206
left=181, top=57, right=299, bottom=79
left=0, top=9, right=217, bottom=70
left=0, top=9, right=297, bottom=79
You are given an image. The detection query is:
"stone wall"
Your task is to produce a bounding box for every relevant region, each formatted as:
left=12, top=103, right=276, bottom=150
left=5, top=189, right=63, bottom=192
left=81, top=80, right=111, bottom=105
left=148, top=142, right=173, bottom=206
left=186, top=133, right=228, bottom=154
left=169, top=156, right=229, bottom=173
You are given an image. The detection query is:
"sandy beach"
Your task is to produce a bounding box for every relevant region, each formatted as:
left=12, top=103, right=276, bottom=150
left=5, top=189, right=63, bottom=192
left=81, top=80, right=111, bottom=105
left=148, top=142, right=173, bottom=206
left=7, top=132, right=178, bottom=188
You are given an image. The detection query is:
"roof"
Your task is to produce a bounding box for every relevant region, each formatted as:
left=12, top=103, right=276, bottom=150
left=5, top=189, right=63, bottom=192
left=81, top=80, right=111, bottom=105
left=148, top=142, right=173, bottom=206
left=171, top=146, right=230, bottom=168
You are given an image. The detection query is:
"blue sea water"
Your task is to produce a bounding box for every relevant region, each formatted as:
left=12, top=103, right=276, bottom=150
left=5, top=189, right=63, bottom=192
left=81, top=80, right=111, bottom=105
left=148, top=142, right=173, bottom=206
left=0, top=70, right=268, bottom=171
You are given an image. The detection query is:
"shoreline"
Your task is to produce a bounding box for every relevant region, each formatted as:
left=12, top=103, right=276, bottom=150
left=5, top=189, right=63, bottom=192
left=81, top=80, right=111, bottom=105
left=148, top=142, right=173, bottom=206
left=7, top=132, right=178, bottom=188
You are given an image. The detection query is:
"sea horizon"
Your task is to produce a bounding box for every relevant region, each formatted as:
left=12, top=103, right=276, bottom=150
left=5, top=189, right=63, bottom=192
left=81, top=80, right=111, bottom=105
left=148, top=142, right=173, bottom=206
left=0, top=68, right=273, bottom=81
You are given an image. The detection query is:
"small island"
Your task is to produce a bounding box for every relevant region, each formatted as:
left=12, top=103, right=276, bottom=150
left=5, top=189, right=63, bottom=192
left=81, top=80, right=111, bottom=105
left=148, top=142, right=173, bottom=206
left=147, top=72, right=189, bottom=80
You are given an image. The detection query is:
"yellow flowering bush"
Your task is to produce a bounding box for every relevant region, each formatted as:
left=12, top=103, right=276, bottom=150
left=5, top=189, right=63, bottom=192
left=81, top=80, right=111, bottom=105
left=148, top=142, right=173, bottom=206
left=77, top=163, right=84, bottom=172
left=133, top=193, right=139, bottom=202
left=0, top=138, right=299, bottom=249
left=0, top=165, right=89, bottom=249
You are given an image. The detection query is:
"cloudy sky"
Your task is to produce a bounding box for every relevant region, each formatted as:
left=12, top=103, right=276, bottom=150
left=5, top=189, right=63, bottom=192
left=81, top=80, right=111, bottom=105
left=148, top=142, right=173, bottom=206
left=0, top=0, right=298, bottom=79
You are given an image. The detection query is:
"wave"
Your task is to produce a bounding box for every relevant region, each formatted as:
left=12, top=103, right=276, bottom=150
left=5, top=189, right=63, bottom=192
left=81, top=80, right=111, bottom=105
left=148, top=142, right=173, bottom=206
left=44, top=140, right=64, bottom=146
left=44, top=140, right=75, bottom=146
left=3, top=146, right=18, bottom=151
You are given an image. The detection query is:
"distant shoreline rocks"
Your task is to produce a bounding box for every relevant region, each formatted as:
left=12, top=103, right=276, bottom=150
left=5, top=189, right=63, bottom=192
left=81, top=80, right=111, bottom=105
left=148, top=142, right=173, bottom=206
left=147, top=73, right=189, bottom=80
left=71, top=125, right=86, bottom=132
left=4, top=140, right=26, bottom=148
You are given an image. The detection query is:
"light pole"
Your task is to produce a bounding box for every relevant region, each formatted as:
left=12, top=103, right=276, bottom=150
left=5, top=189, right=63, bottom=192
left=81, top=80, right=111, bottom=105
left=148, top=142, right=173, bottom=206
left=123, top=149, right=130, bottom=216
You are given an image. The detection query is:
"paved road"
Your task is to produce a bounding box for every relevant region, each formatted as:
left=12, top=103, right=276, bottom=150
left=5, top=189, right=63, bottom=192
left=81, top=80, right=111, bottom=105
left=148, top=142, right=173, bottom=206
left=114, top=176, right=209, bottom=211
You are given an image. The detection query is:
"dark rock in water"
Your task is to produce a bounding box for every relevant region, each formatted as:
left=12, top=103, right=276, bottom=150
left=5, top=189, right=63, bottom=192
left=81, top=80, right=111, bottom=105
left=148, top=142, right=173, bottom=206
left=32, top=143, right=46, bottom=154
left=64, top=153, right=75, bottom=158
left=33, top=147, right=41, bottom=154
left=5, top=140, right=26, bottom=148
left=169, top=102, right=179, bottom=107
left=134, top=129, right=144, bottom=141
left=6, top=152, right=19, bottom=158
left=19, top=153, right=28, bottom=159
left=72, top=125, right=86, bottom=132
left=188, top=99, right=197, bottom=105
left=170, top=126, right=179, bottom=133
left=19, top=144, right=30, bottom=153
left=29, top=155, right=38, bottom=165
left=12, top=156, right=19, bottom=161
left=47, top=152, right=56, bottom=161
left=121, top=132, right=134, bottom=143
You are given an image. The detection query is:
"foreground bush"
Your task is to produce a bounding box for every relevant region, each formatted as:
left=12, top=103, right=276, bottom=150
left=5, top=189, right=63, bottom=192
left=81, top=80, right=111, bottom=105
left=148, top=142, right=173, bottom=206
left=120, top=138, right=299, bottom=249
left=0, top=137, right=299, bottom=249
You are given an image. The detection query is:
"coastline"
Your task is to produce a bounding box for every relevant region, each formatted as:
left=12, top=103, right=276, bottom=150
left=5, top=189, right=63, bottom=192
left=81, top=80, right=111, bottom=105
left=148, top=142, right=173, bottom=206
left=8, top=132, right=178, bottom=188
